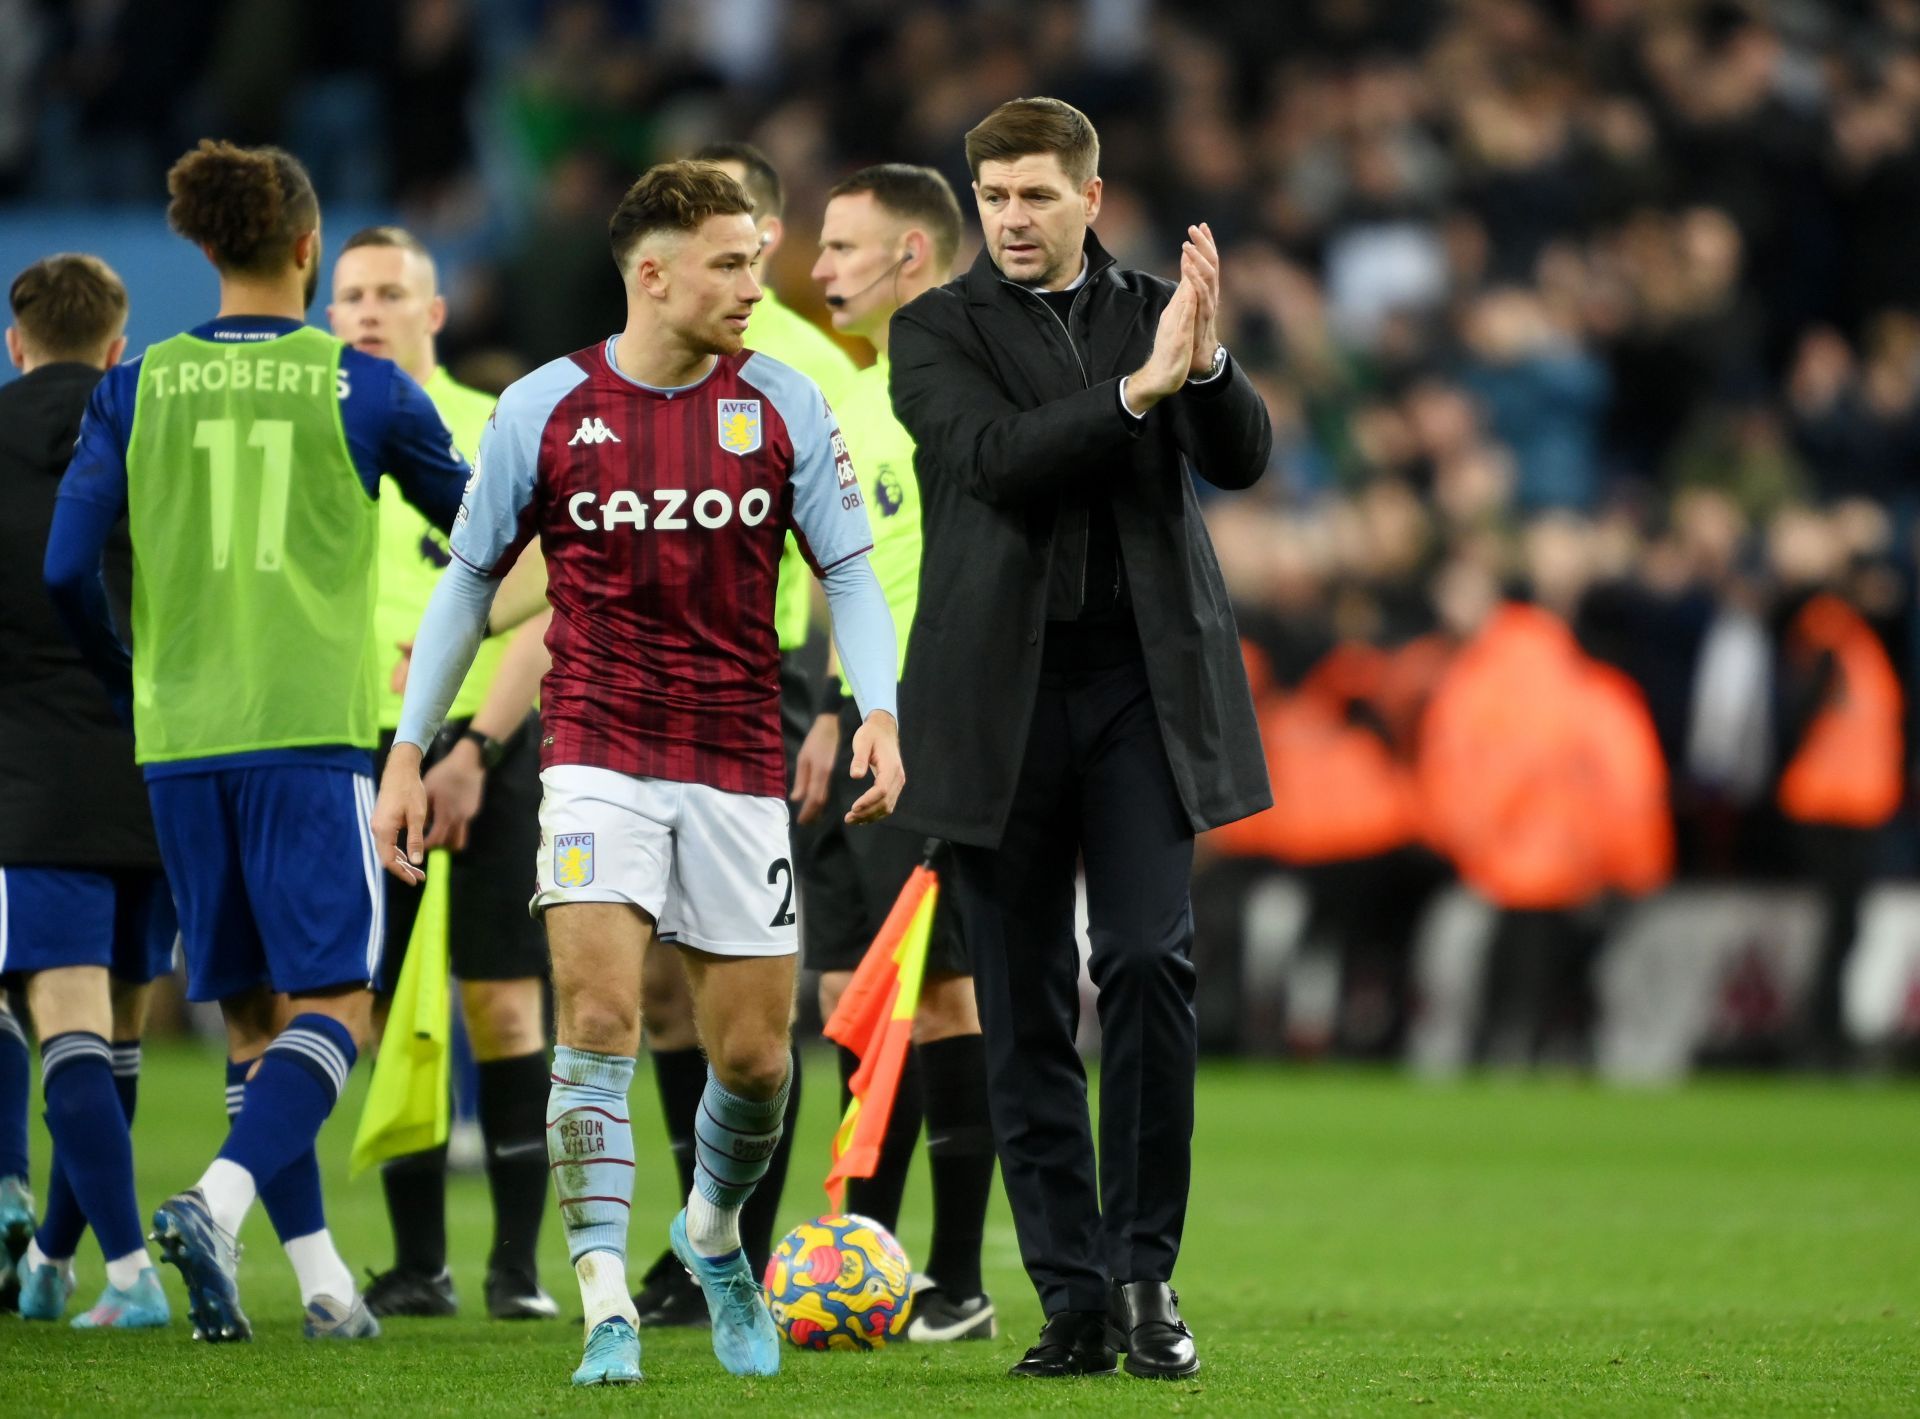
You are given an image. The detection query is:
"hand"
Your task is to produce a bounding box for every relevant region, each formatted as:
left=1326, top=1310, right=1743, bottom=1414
left=1125, top=276, right=1198, bottom=413
left=844, top=710, right=904, bottom=824
left=1184, top=223, right=1222, bottom=378
left=422, top=737, right=486, bottom=852
left=372, top=743, right=429, bottom=884
left=389, top=641, right=413, bottom=697
left=789, top=712, right=842, bottom=826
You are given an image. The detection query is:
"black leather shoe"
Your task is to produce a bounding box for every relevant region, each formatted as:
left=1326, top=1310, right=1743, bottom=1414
left=1009, top=1310, right=1117, bottom=1378
left=1108, top=1280, right=1199, bottom=1379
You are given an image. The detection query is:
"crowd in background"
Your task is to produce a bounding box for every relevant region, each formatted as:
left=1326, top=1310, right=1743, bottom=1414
left=6, top=0, right=1920, bottom=1067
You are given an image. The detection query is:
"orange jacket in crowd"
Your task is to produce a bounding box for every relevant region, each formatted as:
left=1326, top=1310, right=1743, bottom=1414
left=1209, top=641, right=1428, bottom=866
left=1777, top=593, right=1905, bottom=829
left=1417, top=604, right=1673, bottom=910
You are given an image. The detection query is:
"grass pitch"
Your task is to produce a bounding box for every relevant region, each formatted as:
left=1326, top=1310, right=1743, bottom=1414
left=4, top=1043, right=1916, bottom=1416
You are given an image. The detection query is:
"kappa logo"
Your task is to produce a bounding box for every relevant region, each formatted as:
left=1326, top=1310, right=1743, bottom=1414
left=718, top=399, right=762, bottom=455
left=568, top=417, right=621, bottom=446
left=554, top=832, right=595, bottom=889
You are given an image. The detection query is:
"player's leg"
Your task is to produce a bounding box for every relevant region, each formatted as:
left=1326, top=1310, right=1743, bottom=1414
left=543, top=901, right=648, bottom=1385
left=661, top=784, right=799, bottom=1378
left=533, top=762, right=675, bottom=1386
left=630, top=946, right=709, bottom=1325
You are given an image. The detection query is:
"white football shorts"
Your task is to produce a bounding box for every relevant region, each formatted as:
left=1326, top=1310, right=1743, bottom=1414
left=532, top=764, right=798, bottom=958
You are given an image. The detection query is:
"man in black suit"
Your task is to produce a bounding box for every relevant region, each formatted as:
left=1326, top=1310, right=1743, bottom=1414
left=887, top=97, right=1273, bottom=1380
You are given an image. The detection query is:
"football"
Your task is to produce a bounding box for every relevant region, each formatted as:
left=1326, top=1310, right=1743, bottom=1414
left=763, top=1213, right=915, bottom=1351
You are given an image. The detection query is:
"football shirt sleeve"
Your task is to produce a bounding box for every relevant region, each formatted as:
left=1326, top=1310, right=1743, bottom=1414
left=392, top=561, right=501, bottom=752
left=43, top=368, right=138, bottom=716
left=447, top=358, right=583, bottom=576
left=745, top=354, right=874, bottom=574
left=378, top=361, right=470, bottom=532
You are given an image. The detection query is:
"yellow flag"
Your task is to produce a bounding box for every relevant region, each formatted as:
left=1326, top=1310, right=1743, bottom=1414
left=350, top=853, right=452, bottom=1176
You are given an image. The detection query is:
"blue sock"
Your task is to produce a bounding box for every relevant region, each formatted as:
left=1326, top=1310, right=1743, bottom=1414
left=0, top=1007, right=28, bottom=1181
left=689, top=1063, right=790, bottom=1258
left=34, top=1033, right=143, bottom=1261
left=217, top=1015, right=355, bottom=1196
left=225, top=1058, right=325, bottom=1241
left=547, top=1046, right=635, bottom=1264
left=38, top=1042, right=136, bottom=1260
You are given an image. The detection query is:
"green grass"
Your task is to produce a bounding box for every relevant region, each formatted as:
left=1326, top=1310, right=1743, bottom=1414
left=5, top=1043, right=1917, bottom=1416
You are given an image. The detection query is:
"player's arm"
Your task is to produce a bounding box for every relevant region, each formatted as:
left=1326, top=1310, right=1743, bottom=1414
left=888, top=295, right=1149, bottom=510
left=373, top=394, right=540, bottom=880
left=378, top=363, right=471, bottom=532
left=790, top=641, right=843, bottom=826
left=42, top=374, right=136, bottom=720
left=421, top=606, right=552, bottom=852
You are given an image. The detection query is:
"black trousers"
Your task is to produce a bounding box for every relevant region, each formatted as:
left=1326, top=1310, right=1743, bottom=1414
left=950, top=650, right=1196, bottom=1316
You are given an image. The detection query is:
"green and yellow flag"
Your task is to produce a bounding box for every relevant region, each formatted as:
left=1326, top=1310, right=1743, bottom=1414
left=351, top=855, right=452, bottom=1175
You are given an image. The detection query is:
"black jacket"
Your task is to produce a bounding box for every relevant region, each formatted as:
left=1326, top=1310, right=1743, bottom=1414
left=887, top=232, right=1274, bottom=848
left=0, top=363, right=158, bottom=868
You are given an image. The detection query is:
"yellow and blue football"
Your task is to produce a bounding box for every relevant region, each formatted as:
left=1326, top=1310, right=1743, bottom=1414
left=763, top=1213, right=914, bottom=1350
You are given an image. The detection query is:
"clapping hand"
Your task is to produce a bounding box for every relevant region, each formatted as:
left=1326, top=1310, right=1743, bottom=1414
left=1184, top=223, right=1221, bottom=377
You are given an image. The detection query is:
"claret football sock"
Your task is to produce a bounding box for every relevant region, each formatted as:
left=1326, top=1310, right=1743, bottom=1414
left=919, top=1033, right=994, bottom=1300
left=36, top=1032, right=145, bottom=1269
left=839, top=1043, right=922, bottom=1232
left=689, top=1061, right=790, bottom=1259
left=548, top=1046, right=637, bottom=1264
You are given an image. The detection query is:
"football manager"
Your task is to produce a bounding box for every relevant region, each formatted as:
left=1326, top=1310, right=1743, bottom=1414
left=886, top=95, right=1273, bottom=1381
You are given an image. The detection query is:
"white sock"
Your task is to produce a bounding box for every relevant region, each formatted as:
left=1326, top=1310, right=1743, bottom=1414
left=283, top=1229, right=356, bottom=1306
left=23, top=1238, right=72, bottom=1274
left=105, top=1249, right=149, bottom=1291
left=686, top=1189, right=740, bottom=1258
left=195, top=1158, right=257, bottom=1239
left=575, top=1249, right=637, bottom=1330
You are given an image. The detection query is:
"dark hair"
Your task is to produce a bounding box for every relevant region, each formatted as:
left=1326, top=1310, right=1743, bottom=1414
left=608, top=161, right=757, bottom=271
left=829, top=163, right=965, bottom=272
left=9, top=253, right=128, bottom=358
left=340, top=225, right=438, bottom=286
left=166, top=140, right=320, bottom=274
left=691, top=141, right=783, bottom=219
left=964, top=97, right=1100, bottom=187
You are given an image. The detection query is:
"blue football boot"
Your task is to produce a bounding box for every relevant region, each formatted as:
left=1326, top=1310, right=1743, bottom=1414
left=571, top=1316, right=643, bottom=1386
left=17, top=1256, right=73, bottom=1321
left=72, top=1267, right=171, bottom=1329
left=151, top=1189, right=251, bottom=1342
left=304, top=1292, right=381, bottom=1340
left=669, top=1209, right=780, bottom=1377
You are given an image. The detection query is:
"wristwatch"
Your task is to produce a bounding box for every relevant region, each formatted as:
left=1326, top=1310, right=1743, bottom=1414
left=460, top=727, right=507, bottom=770
left=817, top=673, right=848, bottom=718
left=1191, top=343, right=1228, bottom=382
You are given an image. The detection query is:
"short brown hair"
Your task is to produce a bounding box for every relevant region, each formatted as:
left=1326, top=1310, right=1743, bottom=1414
left=964, top=97, right=1100, bottom=187
left=167, top=139, right=319, bottom=274
left=340, top=225, right=439, bottom=288
left=829, top=164, right=965, bottom=272
left=609, top=161, right=756, bottom=272
left=691, top=141, right=782, bottom=219
left=9, top=253, right=128, bottom=359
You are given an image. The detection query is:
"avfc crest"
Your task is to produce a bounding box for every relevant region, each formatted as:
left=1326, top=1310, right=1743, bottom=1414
left=718, top=399, right=762, bottom=456
left=554, top=833, right=595, bottom=889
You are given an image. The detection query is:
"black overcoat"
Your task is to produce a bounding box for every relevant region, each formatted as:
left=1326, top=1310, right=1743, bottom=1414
left=886, top=231, right=1275, bottom=848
